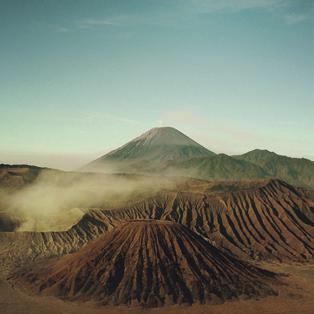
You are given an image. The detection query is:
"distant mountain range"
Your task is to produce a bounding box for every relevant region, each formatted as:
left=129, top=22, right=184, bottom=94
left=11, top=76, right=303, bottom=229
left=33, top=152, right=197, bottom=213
left=82, top=127, right=314, bottom=188
left=234, top=149, right=314, bottom=187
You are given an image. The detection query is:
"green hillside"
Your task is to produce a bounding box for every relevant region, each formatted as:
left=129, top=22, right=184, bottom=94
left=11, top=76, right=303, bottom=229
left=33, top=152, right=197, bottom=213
left=234, top=149, right=314, bottom=188
left=165, top=154, right=269, bottom=181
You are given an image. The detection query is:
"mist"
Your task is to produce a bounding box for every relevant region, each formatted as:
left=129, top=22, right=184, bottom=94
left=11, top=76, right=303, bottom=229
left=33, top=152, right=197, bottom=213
left=0, top=168, right=176, bottom=232
left=0, top=151, right=99, bottom=171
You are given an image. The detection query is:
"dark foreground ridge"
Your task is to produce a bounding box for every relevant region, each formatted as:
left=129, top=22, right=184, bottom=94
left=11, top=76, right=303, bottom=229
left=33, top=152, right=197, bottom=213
left=13, top=220, right=278, bottom=307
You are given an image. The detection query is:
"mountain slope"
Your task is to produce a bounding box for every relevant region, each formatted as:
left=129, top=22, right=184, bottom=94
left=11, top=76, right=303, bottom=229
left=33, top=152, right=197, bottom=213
left=13, top=220, right=277, bottom=307
left=235, top=149, right=314, bottom=187
left=0, top=164, right=44, bottom=191
left=166, top=154, right=269, bottom=180
left=84, top=127, right=215, bottom=172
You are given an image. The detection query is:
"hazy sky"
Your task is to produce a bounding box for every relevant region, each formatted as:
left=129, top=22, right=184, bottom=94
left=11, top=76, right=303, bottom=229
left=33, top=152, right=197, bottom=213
left=1, top=0, right=313, bottom=169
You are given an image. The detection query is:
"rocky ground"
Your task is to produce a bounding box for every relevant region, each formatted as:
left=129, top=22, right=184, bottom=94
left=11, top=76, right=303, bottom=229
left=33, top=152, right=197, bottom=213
left=0, top=263, right=313, bottom=314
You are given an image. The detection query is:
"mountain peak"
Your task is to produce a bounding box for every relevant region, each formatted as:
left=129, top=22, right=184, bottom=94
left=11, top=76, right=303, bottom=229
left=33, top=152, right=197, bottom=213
left=249, top=149, right=277, bottom=155
left=85, top=127, right=215, bottom=172
left=131, top=126, right=205, bottom=147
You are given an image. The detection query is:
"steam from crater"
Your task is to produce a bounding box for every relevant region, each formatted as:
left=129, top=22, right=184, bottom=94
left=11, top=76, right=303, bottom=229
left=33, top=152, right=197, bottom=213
left=0, top=169, right=175, bottom=232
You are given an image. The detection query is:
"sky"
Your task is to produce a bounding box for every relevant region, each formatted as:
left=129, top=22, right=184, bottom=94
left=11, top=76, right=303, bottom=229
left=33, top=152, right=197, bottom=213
left=0, top=0, right=313, bottom=169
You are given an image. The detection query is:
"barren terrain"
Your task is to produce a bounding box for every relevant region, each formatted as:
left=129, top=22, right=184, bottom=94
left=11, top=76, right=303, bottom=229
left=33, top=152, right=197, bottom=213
left=0, top=263, right=313, bottom=314
left=0, top=165, right=313, bottom=313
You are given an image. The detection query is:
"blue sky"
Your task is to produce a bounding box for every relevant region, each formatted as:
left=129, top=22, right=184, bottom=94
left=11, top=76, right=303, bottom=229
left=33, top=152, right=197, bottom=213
left=0, top=0, right=313, bottom=169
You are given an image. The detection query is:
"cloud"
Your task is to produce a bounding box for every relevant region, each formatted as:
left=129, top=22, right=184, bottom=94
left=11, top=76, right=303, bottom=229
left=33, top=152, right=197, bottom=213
left=78, top=18, right=118, bottom=29
left=284, top=14, right=307, bottom=24
left=53, top=26, right=70, bottom=33
left=189, top=0, right=284, bottom=13
left=190, top=0, right=313, bottom=25
left=50, top=25, right=71, bottom=33
left=157, top=120, right=164, bottom=127
left=50, top=0, right=311, bottom=33
left=51, top=17, right=118, bottom=33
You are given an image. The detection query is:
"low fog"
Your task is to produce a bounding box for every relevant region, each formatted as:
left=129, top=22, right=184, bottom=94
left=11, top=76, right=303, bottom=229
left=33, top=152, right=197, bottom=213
left=0, top=168, right=175, bottom=232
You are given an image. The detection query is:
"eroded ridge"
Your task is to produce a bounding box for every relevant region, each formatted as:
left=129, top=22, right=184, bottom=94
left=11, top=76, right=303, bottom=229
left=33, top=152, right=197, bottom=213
left=13, top=220, right=277, bottom=307
left=76, top=179, right=314, bottom=261
left=0, top=179, right=313, bottom=275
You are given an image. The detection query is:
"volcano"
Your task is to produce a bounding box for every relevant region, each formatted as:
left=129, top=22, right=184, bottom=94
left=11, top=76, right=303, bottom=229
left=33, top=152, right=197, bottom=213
left=14, top=220, right=277, bottom=307
left=84, top=127, right=215, bottom=173
left=83, top=127, right=314, bottom=188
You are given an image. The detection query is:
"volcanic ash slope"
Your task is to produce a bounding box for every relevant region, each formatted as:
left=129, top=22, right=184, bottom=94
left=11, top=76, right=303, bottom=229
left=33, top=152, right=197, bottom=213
left=14, top=220, right=278, bottom=307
